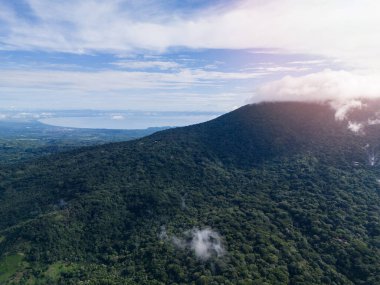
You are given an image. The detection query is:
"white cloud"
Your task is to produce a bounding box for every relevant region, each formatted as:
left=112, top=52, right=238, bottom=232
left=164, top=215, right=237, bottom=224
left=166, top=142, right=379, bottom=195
left=111, top=115, right=124, bottom=120
left=12, top=112, right=41, bottom=119
left=113, top=60, right=181, bottom=70
left=3, top=0, right=380, bottom=111
left=190, top=228, right=225, bottom=260
left=1, top=0, right=380, bottom=69
left=368, top=118, right=380, bottom=125
left=334, top=100, right=363, bottom=121
left=159, top=227, right=225, bottom=260
left=0, top=112, right=54, bottom=120
left=251, top=70, right=380, bottom=104
left=347, top=121, right=364, bottom=134
left=244, top=66, right=311, bottom=73
left=0, top=85, right=244, bottom=112
left=288, top=60, right=328, bottom=66
left=0, top=68, right=263, bottom=92
left=251, top=69, right=380, bottom=134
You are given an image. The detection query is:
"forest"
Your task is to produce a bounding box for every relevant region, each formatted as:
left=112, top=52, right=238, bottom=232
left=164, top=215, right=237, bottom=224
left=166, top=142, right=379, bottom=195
left=0, top=102, right=379, bottom=284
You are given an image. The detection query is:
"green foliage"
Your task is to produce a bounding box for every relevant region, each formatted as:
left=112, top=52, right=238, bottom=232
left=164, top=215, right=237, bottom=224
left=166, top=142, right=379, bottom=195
left=0, top=254, right=24, bottom=283
left=0, top=102, right=379, bottom=284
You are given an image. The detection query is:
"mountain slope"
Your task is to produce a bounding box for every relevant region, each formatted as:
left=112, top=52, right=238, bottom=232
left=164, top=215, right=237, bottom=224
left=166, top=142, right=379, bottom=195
left=0, top=102, right=379, bottom=284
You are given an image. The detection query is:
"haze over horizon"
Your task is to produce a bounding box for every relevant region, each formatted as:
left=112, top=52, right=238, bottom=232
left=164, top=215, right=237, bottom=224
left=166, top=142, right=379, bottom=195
left=2, top=0, right=380, bottom=117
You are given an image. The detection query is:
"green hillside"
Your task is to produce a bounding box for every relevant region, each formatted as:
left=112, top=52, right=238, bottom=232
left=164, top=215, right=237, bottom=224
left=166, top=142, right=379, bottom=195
left=0, top=102, right=379, bottom=284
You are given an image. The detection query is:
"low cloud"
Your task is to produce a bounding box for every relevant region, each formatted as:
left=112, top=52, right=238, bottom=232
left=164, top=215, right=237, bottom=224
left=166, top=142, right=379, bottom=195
left=250, top=69, right=380, bottom=122
left=334, top=100, right=363, bottom=121
left=252, top=70, right=380, bottom=104
left=364, top=144, right=379, bottom=166
left=159, top=227, right=225, bottom=260
left=0, top=112, right=54, bottom=120
left=368, top=118, right=380, bottom=125
left=249, top=69, right=380, bottom=134
left=347, top=121, right=364, bottom=134
left=190, top=228, right=225, bottom=260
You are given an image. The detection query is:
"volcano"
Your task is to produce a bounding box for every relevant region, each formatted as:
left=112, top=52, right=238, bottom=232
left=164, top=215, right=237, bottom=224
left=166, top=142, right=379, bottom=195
left=0, top=101, right=379, bottom=284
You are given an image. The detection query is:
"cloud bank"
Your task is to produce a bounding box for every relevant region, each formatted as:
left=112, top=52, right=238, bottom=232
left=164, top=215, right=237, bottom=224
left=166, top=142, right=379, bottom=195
left=1, top=0, right=380, bottom=69
left=250, top=69, right=380, bottom=133
left=250, top=70, right=380, bottom=126
left=252, top=70, right=380, bottom=104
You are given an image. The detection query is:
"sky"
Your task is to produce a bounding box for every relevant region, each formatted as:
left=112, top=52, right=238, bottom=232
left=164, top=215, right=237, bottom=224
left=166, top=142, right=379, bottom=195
left=1, top=0, right=380, bottom=112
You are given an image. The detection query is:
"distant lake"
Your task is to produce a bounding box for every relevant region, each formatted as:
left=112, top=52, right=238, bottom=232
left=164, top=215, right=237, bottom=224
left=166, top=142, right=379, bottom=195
left=39, top=113, right=219, bottom=129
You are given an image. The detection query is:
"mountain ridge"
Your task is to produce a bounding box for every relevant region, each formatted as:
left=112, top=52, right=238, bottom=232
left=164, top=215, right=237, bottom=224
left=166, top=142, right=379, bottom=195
left=0, top=101, right=379, bottom=284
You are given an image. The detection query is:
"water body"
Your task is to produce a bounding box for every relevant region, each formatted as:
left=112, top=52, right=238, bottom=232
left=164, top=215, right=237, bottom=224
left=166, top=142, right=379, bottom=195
left=40, top=113, right=219, bottom=130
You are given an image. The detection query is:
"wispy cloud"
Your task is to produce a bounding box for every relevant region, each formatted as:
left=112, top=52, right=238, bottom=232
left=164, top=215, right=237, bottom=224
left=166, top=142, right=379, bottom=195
left=1, top=0, right=380, bottom=69
left=288, top=60, right=328, bottom=66
left=243, top=66, right=311, bottom=73
left=112, top=60, right=181, bottom=70
left=0, top=64, right=254, bottom=111
left=2, top=0, right=380, bottom=113
left=160, top=227, right=225, bottom=260
left=0, top=68, right=265, bottom=91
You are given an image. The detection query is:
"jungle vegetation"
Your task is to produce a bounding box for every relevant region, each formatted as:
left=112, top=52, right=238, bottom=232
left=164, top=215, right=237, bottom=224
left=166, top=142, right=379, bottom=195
left=0, top=102, right=379, bottom=284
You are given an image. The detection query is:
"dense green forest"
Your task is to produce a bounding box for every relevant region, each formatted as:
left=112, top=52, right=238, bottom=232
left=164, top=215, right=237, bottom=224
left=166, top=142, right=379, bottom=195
left=0, top=102, right=379, bottom=284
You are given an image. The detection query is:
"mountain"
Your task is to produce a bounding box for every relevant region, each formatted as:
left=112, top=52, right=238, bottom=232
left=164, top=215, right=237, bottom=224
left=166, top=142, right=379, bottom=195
left=0, top=102, right=379, bottom=284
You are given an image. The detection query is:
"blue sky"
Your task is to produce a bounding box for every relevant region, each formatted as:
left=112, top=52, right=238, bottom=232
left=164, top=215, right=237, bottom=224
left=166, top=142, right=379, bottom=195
left=0, top=0, right=379, bottom=112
